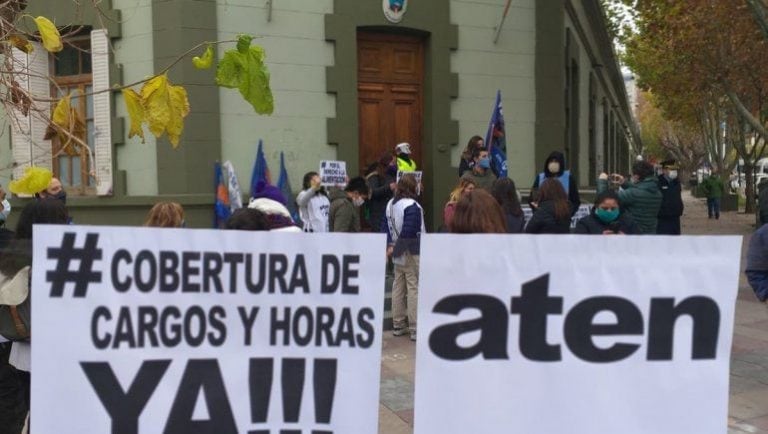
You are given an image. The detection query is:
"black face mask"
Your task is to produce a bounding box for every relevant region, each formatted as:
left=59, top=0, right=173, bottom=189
left=52, top=191, right=67, bottom=205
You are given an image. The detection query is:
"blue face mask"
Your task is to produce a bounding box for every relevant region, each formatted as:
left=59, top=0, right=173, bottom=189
left=478, top=158, right=491, bottom=169
left=595, top=208, right=620, bottom=223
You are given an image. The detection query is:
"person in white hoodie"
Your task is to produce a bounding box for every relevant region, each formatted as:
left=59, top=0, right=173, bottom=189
left=249, top=182, right=302, bottom=232
left=296, top=171, right=330, bottom=232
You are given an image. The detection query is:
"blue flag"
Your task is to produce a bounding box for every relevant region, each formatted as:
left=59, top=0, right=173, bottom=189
left=484, top=90, right=508, bottom=178
left=277, top=151, right=300, bottom=223
left=250, top=139, right=272, bottom=198
left=214, top=162, right=232, bottom=228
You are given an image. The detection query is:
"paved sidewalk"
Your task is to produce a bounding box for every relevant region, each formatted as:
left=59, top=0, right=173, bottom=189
left=378, top=191, right=768, bottom=434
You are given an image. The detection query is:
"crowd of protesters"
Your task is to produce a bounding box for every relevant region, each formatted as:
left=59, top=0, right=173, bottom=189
left=0, top=136, right=734, bottom=433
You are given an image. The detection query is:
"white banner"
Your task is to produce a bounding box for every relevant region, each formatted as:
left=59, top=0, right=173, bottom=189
left=32, top=226, right=386, bottom=434
left=414, top=234, right=742, bottom=434
left=319, top=160, right=347, bottom=187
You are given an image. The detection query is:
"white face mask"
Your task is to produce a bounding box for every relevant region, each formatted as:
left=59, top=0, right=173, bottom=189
left=353, top=197, right=365, bottom=208
left=0, top=199, right=10, bottom=222
left=668, top=170, right=678, bottom=180
left=548, top=162, right=561, bottom=173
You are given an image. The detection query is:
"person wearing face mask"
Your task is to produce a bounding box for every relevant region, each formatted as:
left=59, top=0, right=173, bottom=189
left=395, top=142, right=417, bottom=173
left=656, top=159, right=684, bottom=235
left=328, top=176, right=369, bottom=232
left=0, top=186, right=13, bottom=250
left=529, top=151, right=581, bottom=216
left=366, top=152, right=397, bottom=232
left=382, top=174, right=425, bottom=341
left=36, top=177, right=66, bottom=204
left=461, top=147, right=497, bottom=191
left=575, top=190, right=640, bottom=235
left=597, top=160, right=662, bottom=234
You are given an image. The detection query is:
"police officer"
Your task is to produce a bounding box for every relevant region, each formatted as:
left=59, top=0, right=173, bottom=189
left=395, top=142, right=417, bottom=173
left=657, top=159, right=684, bottom=235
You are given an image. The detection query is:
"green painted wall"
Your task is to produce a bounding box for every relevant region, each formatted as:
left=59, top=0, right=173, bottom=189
left=326, top=0, right=459, bottom=230
left=113, top=0, right=159, bottom=196
left=450, top=0, right=537, bottom=190
left=152, top=0, right=221, bottom=195
left=216, top=0, right=336, bottom=193
left=535, top=0, right=566, bottom=176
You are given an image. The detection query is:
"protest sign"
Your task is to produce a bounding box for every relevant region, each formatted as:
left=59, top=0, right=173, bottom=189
left=396, top=171, right=423, bottom=194
left=414, top=234, right=741, bottom=434
left=320, top=161, right=347, bottom=187
left=32, top=226, right=386, bottom=434
left=523, top=204, right=592, bottom=229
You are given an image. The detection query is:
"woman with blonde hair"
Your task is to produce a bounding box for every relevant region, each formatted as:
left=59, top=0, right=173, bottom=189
left=145, top=202, right=185, bottom=228
left=443, top=177, right=476, bottom=231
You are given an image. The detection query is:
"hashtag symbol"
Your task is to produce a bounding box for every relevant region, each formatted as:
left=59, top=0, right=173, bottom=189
left=46, top=233, right=103, bottom=298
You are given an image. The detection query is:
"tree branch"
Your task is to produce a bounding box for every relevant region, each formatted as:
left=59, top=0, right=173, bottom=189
left=725, top=88, right=768, bottom=138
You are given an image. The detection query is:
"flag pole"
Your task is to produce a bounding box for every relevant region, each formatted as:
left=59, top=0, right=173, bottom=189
left=493, top=0, right=513, bottom=44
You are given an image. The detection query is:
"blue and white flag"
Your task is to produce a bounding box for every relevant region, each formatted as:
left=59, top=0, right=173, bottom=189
left=484, top=90, right=508, bottom=178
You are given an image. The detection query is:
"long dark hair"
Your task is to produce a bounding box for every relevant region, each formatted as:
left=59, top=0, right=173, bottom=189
left=538, top=179, right=570, bottom=221
left=491, top=178, right=523, bottom=217
left=302, top=171, right=326, bottom=196
left=461, top=135, right=484, bottom=161
left=0, top=200, right=69, bottom=276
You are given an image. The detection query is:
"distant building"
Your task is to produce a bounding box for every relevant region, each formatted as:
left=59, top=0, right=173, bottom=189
left=2, top=0, right=639, bottom=229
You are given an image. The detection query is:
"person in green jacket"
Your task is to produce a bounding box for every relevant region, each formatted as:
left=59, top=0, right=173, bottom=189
left=329, top=177, right=370, bottom=232
left=700, top=170, right=725, bottom=220
left=597, top=160, right=662, bottom=234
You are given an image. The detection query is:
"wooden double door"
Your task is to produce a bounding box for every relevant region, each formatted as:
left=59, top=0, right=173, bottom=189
left=357, top=32, right=424, bottom=172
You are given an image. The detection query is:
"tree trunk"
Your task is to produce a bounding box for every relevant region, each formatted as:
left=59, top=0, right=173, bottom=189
left=745, top=161, right=757, bottom=214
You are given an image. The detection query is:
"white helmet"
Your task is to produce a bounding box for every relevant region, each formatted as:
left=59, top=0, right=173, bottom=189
left=395, top=142, right=412, bottom=155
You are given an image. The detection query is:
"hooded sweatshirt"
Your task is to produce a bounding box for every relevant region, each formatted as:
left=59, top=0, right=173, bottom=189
left=597, top=176, right=662, bottom=234
left=530, top=151, right=581, bottom=216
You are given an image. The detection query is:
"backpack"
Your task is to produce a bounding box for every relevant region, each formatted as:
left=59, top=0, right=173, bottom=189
left=0, top=266, right=31, bottom=341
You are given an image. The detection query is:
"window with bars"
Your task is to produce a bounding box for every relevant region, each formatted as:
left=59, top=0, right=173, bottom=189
left=50, top=37, right=95, bottom=193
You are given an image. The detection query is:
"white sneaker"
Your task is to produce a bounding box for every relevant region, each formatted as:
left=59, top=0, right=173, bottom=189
left=409, top=331, right=416, bottom=341
left=392, top=328, right=408, bottom=337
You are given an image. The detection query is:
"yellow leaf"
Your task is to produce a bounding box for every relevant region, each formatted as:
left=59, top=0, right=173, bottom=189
left=140, top=75, right=190, bottom=148
left=9, top=167, right=53, bottom=195
left=8, top=35, right=33, bottom=53
left=122, top=89, right=146, bottom=143
left=34, top=16, right=63, bottom=53
left=192, top=45, right=214, bottom=69
left=52, top=95, right=71, bottom=129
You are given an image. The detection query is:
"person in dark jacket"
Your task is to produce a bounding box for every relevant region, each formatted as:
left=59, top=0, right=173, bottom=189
left=597, top=160, right=662, bottom=234
left=491, top=177, right=525, bottom=233
left=382, top=174, right=425, bottom=341
left=329, top=177, right=369, bottom=232
left=746, top=222, right=768, bottom=303
left=759, top=179, right=768, bottom=226
left=657, top=159, right=684, bottom=235
left=366, top=153, right=397, bottom=232
left=575, top=190, right=640, bottom=235
left=529, top=151, right=581, bottom=216
left=525, top=178, right=572, bottom=234
left=458, top=135, right=484, bottom=177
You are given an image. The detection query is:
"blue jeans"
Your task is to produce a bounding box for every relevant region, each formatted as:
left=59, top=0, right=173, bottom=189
left=707, top=198, right=721, bottom=219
